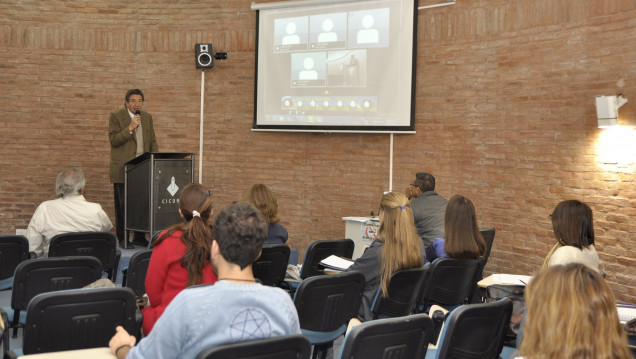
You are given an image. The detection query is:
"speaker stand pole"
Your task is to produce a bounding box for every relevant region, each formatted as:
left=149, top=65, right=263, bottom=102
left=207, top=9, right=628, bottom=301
left=199, top=69, right=205, bottom=183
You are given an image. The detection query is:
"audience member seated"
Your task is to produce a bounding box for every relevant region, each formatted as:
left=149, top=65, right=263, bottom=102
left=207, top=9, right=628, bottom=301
left=142, top=183, right=218, bottom=334
left=109, top=202, right=301, bottom=359
left=516, top=263, right=631, bottom=359
left=345, top=192, right=424, bottom=323
left=425, top=194, right=486, bottom=262
left=408, top=173, right=448, bottom=247
left=542, top=199, right=599, bottom=270
left=243, top=183, right=289, bottom=245
left=25, top=167, right=112, bottom=258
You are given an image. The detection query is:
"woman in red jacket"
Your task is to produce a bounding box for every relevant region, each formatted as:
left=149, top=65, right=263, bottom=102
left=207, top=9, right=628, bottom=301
left=142, top=183, right=217, bottom=334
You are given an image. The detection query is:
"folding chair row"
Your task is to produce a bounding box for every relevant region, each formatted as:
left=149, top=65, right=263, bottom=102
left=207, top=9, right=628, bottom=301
left=196, top=298, right=511, bottom=359
left=2, top=286, right=141, bottom=358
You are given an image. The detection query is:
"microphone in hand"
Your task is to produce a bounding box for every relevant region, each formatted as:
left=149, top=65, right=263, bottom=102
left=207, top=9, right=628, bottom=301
left=131, top=110, right=141, bottom=132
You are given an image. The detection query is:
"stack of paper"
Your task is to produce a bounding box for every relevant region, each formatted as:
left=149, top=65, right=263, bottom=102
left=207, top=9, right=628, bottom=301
left=319, top=255, right=354, bottom=271
left=492, top=274, right=532, bottom=286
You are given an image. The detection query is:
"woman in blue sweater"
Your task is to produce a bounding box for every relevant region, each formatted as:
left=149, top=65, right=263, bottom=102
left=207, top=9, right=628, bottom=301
left=243, top=183, right=289, bottom=245
left=425, top=194, right=486, bottom=262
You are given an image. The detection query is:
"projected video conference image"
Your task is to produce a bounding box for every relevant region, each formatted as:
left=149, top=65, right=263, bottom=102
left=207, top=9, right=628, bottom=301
left=255, top=0, right=416, bottom=132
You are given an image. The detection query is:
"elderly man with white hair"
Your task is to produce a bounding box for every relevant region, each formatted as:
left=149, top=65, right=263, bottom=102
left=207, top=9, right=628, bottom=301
left=25, top=167, right=113, bottom=257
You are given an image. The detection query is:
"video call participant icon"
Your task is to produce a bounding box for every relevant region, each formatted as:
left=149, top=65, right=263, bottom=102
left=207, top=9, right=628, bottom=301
left=298, top=57, right=318, bottom=80
left=356, top=14, right=379, bottom=44
left=317, top=18, right=338, bottom=43
left=282, top=22, right=300, bottom=45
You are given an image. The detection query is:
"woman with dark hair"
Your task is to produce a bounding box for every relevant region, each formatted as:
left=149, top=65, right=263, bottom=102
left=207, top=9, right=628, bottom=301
left=142, top=183, right=217, bottom=334
left=243, top=183, right=288, bottom=245
left=542, top=199, right=599, bottom=270
left=345, top=192, right=424, bottom=322
left=425, top=194, right=486, bottom=262
left=517, top=263, right=631, bottom=359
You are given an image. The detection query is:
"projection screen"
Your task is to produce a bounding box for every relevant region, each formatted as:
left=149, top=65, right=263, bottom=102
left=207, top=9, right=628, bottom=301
left=253, top=0, right=417, bottom=133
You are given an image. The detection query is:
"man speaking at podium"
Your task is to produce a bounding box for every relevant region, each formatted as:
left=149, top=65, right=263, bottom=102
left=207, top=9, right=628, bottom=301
left=109, top=89, right=159, bottom=248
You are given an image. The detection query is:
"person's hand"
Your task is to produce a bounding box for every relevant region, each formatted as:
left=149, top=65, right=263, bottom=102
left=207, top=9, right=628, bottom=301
left=109, top=326, right=136, bottom=356
left=128, top=115, right=141, bottom=132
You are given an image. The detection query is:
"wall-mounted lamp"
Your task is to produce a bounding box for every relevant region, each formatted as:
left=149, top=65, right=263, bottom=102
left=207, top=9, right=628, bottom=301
left=595, top=94, right=628, bottom=128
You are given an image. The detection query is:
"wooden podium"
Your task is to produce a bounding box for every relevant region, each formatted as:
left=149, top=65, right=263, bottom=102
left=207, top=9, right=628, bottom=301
left=124, top=153, right=194, bottom=245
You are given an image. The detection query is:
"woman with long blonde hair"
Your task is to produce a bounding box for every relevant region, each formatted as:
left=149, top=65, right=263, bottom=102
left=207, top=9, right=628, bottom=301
left=518, top=263, right=631, bottom=359
left=346, top=191, right=424, bottom=321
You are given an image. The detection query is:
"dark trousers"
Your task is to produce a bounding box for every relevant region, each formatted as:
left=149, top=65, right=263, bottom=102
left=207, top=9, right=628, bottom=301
left=113, top=183, right=145, bottom=244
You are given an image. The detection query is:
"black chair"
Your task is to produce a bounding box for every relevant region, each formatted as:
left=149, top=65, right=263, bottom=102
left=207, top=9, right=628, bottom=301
left=472, top=228, right=495, bottom=303
left=370, top=266, right=427, bottom=319
left=253, top=244, right=291, bottom=287
left=1, top=256, right=102, bottom=340
left=479, top=227, right=496, bottom=264
left=425, top=298, right=513, bottom=359
left=195, top=334, right=311, bottom=359
left=6, top=287, right=140, bottom=357
left=294, top=271, right=365, bottom=359
left=299, top=239, right=354, bottom=279
left=0, top=235, right=31, bottom=290
left=416, top=257, right=485, bottom=313
left=122, top=249, right=153, bottom=297
left=48, top=231, right=120, bottom=281
left=338, top=313, right=434, bottom=359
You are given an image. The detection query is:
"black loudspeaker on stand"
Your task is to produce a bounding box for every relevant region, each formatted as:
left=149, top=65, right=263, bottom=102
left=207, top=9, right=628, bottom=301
left=195, top=43, right=214, bottom=68
left=195, top=43, right=227, bottom=69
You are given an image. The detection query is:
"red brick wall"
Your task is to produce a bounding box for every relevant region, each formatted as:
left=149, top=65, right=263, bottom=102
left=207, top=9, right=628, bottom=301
left=0, top=0, right=634, bottom=301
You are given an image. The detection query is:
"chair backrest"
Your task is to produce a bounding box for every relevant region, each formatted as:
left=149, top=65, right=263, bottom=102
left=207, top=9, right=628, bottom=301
left=339, top=313, right=434, bottom=359
left=124, top=249, right=153, bottom=297
left=434, top=298, right=513, bottom=359
left=417, top=257, right=485, bottom=313
left=11, top=256, right=103, bottom=313
left=22, top=287, right=139, bottom=355
left=48, top=231, right=118, bottom=279
left=195, top=334, right=311, bottom=359
left=294, top=271, right=365, bottom=333
left=371, top=266, right=427, bottom=319
left=479, top=227, right=496, bottom=264
left=299, top=239, right=354, bottom=279
left=253, top=244, right=291, bottom=287
left=0, top=235, right=31, bottom=280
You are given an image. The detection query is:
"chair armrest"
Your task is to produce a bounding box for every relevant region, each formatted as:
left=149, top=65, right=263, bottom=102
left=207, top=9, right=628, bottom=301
left=429, top=309, right=447, bottom=345
left=134, top=310, right=144, bottom=341
left=112, top=249, right=122, bottom=283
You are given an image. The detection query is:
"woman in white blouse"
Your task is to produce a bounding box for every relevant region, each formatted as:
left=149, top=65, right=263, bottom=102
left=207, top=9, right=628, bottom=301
left=542, top=199, right=599, bottom=270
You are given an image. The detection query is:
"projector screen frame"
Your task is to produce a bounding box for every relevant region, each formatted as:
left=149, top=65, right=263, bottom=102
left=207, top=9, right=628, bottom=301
left=252, top=0, right=419, bottom=134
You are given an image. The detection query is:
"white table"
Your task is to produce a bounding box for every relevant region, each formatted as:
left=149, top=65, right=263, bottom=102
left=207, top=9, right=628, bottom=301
left=19, top=347, right=115, bottom=358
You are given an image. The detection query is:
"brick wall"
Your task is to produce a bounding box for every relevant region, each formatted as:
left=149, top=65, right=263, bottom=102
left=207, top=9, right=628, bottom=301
left=0, top=0, right=634, bottom=302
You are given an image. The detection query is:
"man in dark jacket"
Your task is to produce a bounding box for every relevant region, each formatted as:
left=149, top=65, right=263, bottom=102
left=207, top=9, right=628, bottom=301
left=109, top=89, right=158, bottom=247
